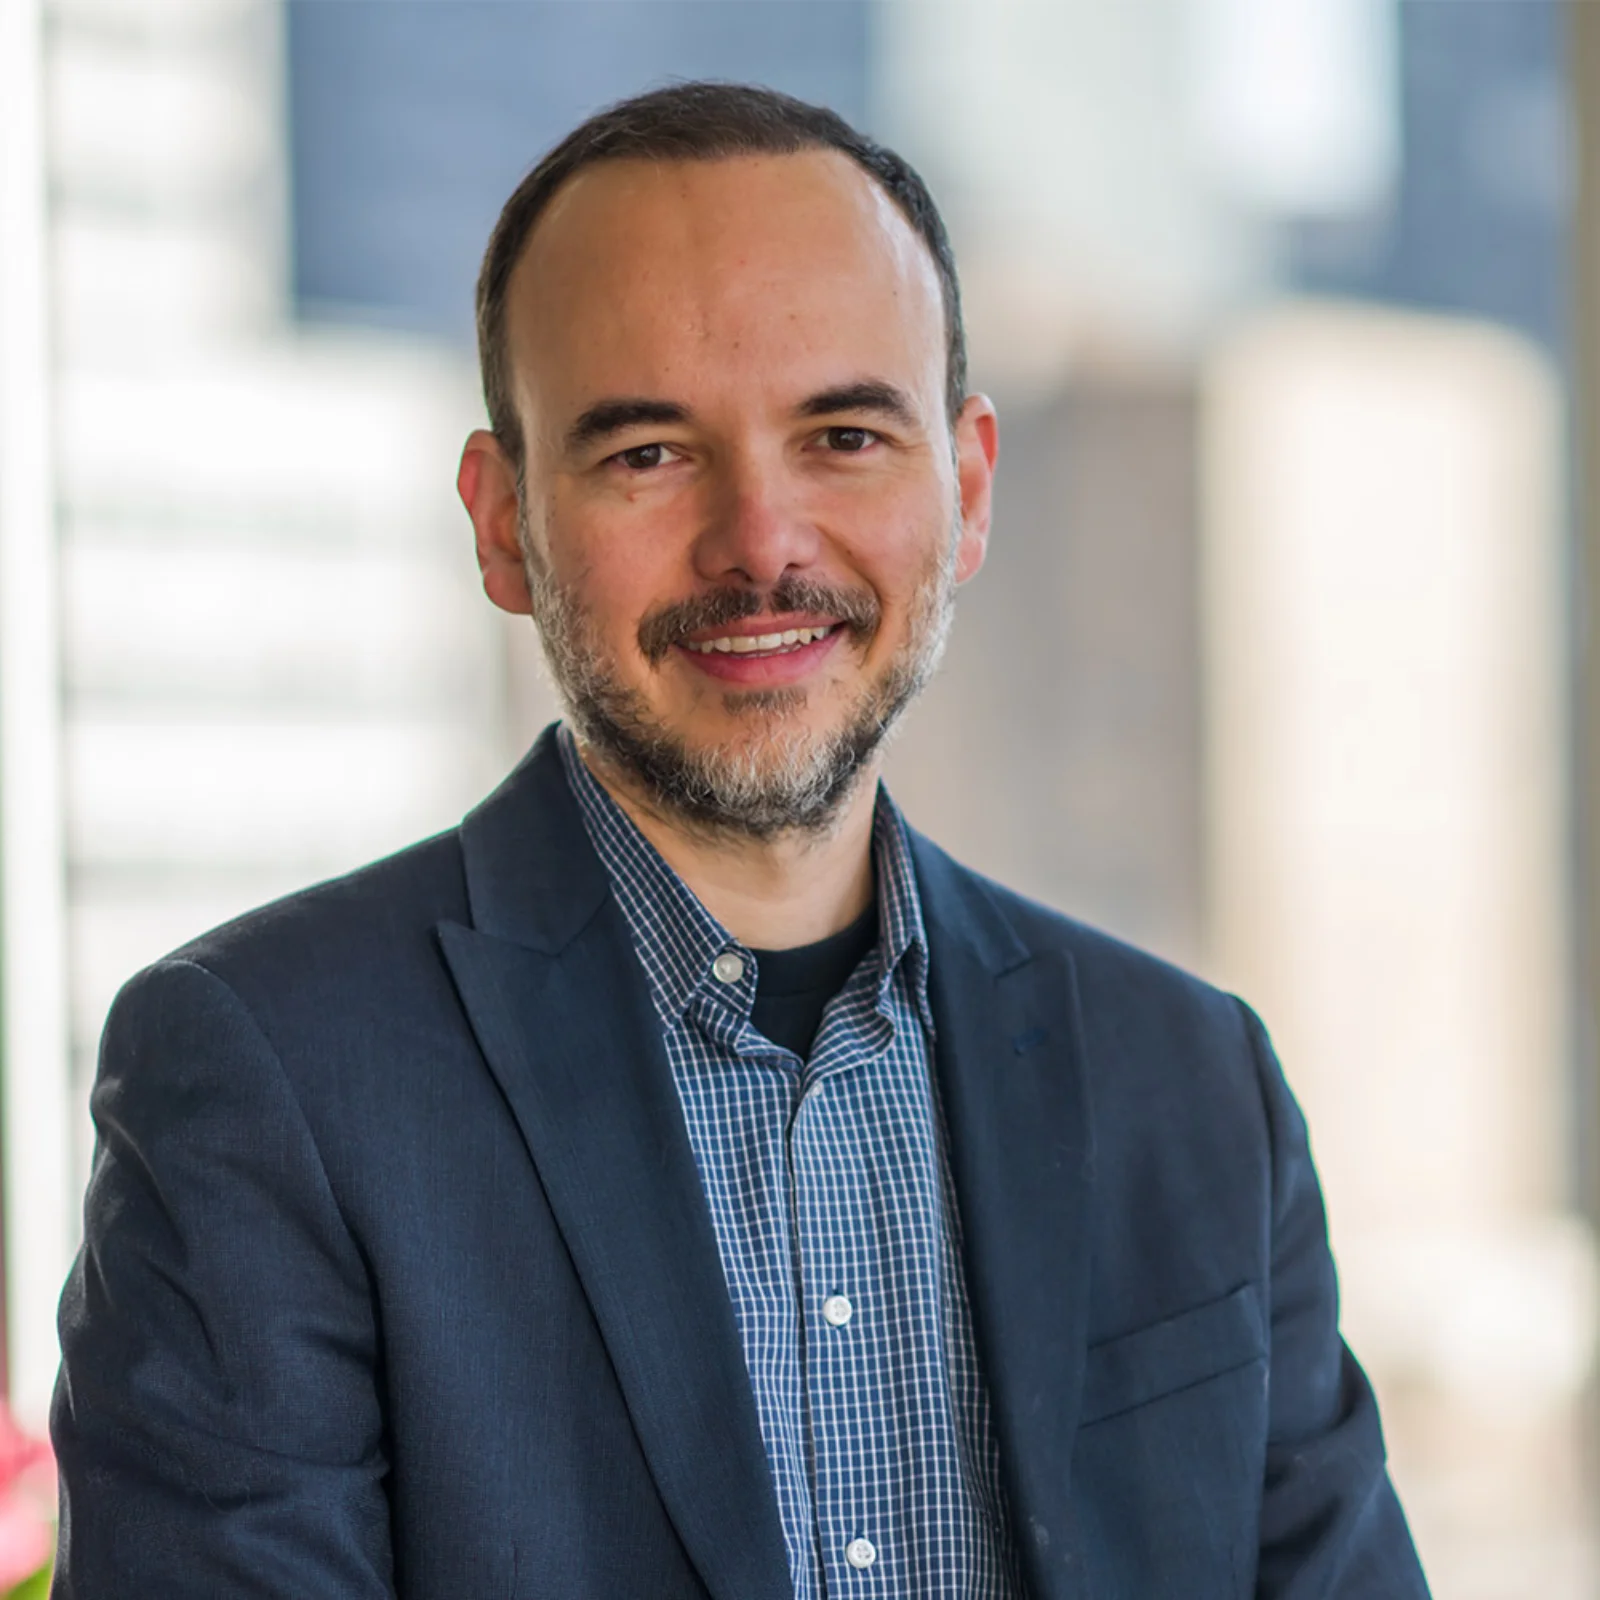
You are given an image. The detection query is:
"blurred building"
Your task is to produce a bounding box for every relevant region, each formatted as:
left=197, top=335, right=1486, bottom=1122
left=1288, top=0, right=1568, bottom=357
left=1204, top=303, right=1582, bottom=1596
left=8, top=0, right=507, bottom=1424
left=284, top=0, right=872, bottom=343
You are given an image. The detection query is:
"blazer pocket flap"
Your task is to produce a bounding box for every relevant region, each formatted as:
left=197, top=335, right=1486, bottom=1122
left=1080, top=1284, right=1265, bottom=1427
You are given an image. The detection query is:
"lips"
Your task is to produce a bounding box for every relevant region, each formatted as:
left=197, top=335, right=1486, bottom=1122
left=672, top=620, right=845, bottom=685
left=682, top=623, right=838, bottom=657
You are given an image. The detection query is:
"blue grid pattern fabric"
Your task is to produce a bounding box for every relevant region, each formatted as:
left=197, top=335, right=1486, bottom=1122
left=558, top=728, right=1021, bottom=1599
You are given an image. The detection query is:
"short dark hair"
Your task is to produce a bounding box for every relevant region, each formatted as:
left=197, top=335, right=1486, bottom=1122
left=474, top=81, right=967, bottom=466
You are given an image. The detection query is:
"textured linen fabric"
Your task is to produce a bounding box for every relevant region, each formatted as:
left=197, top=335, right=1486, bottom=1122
left=558, top=728, right=1022, bottom=1599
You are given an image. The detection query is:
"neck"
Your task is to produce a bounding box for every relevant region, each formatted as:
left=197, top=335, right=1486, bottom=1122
left=575, top=742, right=879, bottom=950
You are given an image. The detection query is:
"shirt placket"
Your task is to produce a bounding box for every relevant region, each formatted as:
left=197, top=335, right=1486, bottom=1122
left=789, top=979, right=906, bottom=1596
left=685, top=978, right=821, bottom=1599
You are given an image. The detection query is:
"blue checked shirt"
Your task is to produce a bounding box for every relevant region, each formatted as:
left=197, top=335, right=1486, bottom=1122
left=559, top=728, right=1022, bottom=1599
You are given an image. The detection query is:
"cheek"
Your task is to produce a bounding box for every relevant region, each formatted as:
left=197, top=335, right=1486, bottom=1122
left=546, top=518, right=682, bottom=652
left=836, top=503, right=950, bottom=604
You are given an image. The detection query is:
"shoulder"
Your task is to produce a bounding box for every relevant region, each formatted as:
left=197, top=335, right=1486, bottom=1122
left=912, top=833, right=1289, bottom=1285
left=132, top=827, right=471, bottom=1035
left=92, top=829, right=484, bottom=1178
left=909, top=828, right=1278, bottom=1180
left=910, top=828, right=1251, bottom=1050
left=103, top=725, right=593, bottom=1066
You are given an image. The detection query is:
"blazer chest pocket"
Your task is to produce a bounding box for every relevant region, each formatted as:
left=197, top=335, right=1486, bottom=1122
left=1079, top=1283, right=1265, bottom=1428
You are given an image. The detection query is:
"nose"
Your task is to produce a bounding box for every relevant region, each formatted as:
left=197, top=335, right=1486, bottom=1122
left=691, top=450, right=821, bottom=588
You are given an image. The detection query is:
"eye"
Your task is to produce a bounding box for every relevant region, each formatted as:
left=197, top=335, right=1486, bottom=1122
left=823, top=426, right=876, bottom=453
left=613, top=442, right=679, bottom=471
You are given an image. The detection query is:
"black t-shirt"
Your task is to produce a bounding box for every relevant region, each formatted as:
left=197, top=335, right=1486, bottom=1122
left=749, top=902, right=878, bottom=1060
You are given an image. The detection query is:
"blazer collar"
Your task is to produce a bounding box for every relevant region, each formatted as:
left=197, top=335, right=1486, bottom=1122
left=456, top=723, right=610, bottom=953
left=446, top=726, right=793, bottom=1600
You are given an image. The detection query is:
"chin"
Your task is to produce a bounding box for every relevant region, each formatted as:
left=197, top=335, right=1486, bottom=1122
left=698, top=684, right=845, bottom=742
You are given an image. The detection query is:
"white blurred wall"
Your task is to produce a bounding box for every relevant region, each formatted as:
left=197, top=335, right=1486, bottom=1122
left=0, top=0, right=72, bottom=1432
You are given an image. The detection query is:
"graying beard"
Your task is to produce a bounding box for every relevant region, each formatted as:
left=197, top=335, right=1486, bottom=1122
left=519, top=520, right=955, bottom=841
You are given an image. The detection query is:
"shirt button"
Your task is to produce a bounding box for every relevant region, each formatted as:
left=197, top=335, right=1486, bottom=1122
left=711, top=950, right=745, bottom=984
left=822, top=1294, right=854, bottom=1328
left=845, top=1537, right=877, bottom=1570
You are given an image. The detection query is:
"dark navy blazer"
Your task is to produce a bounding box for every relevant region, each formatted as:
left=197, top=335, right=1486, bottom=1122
left=52, top=727, right=1429, bottom=1598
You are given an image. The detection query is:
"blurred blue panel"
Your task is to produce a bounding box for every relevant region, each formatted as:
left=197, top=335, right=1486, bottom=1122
left=285, top=0, right=873, bottom=340
left=1288, top=0, right=1568, bottom=355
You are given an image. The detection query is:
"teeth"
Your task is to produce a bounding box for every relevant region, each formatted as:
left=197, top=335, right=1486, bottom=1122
left=686, top=625, right=832, bottom=655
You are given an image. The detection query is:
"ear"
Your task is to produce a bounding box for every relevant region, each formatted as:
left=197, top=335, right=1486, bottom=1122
left=951, top=394, right=998, bottom=584
left=458, top=429, right=533, bottom=615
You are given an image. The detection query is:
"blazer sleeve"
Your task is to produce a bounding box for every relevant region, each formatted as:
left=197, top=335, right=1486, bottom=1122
left=51, top=958, right=395, bottom=1599
left=1240, top=1001, right=1431, bottom=1597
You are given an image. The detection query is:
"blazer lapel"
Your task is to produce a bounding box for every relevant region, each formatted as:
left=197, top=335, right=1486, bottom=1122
left=439, top=730, right=793, bottom=1600
left=912, top=832, right=1095, bottom=1600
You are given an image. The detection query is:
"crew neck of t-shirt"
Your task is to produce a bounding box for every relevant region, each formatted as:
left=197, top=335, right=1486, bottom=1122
left=748, top=902, right=878, bottom=1059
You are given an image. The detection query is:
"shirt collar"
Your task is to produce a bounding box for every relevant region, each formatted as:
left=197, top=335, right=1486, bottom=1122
left=557, top=723, right=935, bottom=1036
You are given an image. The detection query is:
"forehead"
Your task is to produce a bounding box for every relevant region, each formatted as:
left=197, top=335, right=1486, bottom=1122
left=504, top=150, right=946, bottom=424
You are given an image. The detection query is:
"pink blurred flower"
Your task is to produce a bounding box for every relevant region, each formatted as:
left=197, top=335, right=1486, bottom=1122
left=0, top=1403, right=53, bottom=1591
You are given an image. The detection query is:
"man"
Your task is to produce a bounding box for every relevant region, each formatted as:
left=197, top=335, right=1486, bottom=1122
left=52, top=84, right=1429, bottom=1598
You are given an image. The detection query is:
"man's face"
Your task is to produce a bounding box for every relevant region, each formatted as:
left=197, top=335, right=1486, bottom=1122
left=461, top=150, right=997, bottom=837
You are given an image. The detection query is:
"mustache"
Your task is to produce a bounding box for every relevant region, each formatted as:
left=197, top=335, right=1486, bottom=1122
left=637, top=575, right=880, bottom=664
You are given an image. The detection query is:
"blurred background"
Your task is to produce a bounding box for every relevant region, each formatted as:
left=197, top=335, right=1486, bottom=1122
left=0, top=1, right=1593, bottom=1593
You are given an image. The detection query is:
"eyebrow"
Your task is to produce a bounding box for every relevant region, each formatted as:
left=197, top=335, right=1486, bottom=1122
left=565, top=398, right=690, bottom=454
left=797, top=381, right=918, bottom=427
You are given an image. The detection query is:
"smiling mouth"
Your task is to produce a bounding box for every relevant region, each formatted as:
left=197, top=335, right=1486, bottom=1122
left=681, top=624, right=839, bottom=657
